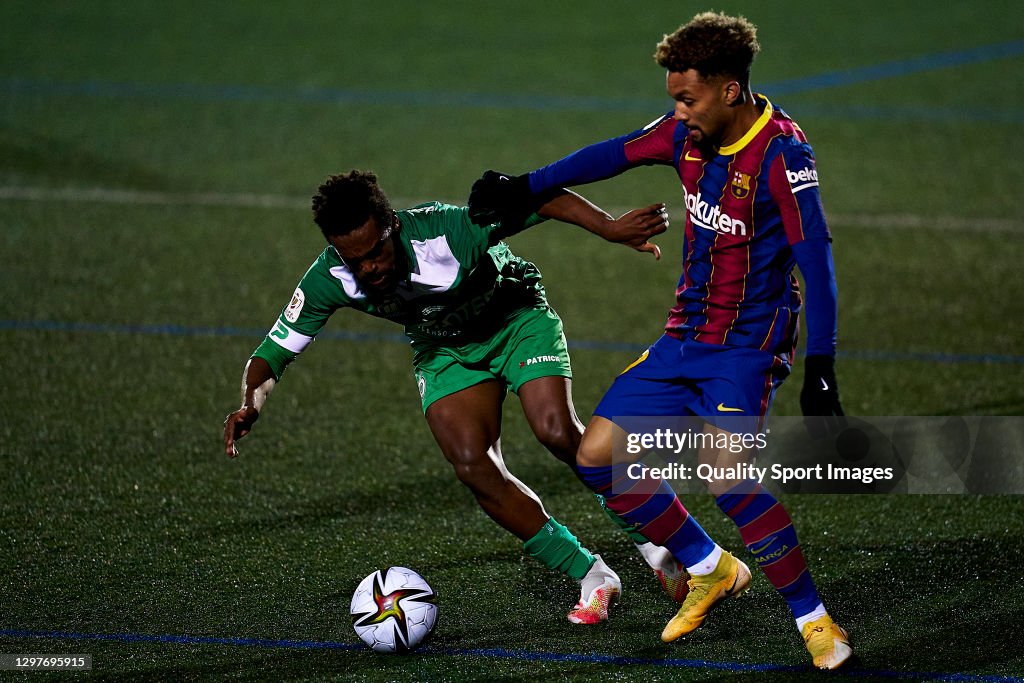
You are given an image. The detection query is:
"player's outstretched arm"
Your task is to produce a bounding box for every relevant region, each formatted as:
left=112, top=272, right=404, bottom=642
left=223, top=356, right=277, bottom=458
left=536, top=189, right=667, bottom=260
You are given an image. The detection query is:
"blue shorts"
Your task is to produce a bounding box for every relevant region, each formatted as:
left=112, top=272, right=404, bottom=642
left=594, top=335, right=790, bottom=432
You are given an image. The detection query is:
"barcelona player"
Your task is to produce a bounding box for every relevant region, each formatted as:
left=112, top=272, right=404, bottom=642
left=468, top=12, right=852, bottom=670
left=223, top=170, right=682, bottom=626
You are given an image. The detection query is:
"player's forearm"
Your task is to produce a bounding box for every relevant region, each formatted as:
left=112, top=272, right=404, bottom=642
left=792, top=238, right=838, bottom=357
left=241, top=356, right=277, bottom=412
left=536, top=190, right=616, bottom=237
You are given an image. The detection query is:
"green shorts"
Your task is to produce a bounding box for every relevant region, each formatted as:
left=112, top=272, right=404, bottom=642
left=411, top=305, right=572, bottom=412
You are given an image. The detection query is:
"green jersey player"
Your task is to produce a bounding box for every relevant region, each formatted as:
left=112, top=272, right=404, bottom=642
left=222, top=170, right=682, bottom=624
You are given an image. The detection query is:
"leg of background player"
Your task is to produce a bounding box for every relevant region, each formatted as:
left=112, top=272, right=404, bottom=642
left=425, top=379, right=616, bottom=623
left=518, top=376, right=689, bottom=603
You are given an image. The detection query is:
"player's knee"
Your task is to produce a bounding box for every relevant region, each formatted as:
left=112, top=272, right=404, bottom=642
left=575, top=417, right=616, bottom=468
left=534, top=417, right=582, bottom=465
left=447, top=449, right=499, bottom=492
left=576, top=437, right=609, bottom=468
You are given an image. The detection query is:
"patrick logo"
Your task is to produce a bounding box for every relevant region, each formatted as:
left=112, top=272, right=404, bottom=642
left=520, top=355, right=560, bottom=369
left=730, top=170, right=752, bottom=200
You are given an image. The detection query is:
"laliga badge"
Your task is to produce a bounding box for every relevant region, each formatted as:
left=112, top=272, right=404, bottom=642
left=284, top=288, right=305, bottom=322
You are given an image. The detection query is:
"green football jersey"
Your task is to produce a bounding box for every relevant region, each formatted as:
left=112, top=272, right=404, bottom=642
left=252, top=202, right=548, bottom=379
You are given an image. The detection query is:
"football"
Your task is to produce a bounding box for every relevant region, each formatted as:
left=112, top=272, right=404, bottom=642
left=350, top=566, right=438, bottom=653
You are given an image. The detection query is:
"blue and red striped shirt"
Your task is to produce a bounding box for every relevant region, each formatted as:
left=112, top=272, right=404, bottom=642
left=529, top=96, right=838, bottom=361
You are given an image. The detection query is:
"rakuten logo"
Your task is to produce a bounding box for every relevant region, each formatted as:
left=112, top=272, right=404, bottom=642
left=685, top=190, right=747, bottom=236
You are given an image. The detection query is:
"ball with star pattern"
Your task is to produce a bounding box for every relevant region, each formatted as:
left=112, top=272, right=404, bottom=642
left=350, top=566, right=438, bottom=653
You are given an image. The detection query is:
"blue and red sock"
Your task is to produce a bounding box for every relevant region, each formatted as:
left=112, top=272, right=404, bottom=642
left=715, top=479, right=821, bottom=619
left=577, top=464, right=715, bottom=567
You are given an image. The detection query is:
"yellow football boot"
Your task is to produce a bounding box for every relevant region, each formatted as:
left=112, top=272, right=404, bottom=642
left=802, top=614, right=853, bottom=670
left=661, top=550, right=751, bottom=642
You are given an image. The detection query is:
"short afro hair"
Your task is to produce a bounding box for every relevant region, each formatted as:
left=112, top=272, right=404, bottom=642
left=655, top=12, right=760, bottom=86
left=311, top=170, right=392, bottom=239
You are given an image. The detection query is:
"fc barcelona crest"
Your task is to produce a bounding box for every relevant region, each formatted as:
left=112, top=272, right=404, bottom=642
left=731, top=171, right=751, bottom=199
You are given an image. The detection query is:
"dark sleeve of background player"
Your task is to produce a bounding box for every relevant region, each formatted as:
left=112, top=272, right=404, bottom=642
left=767, top=146, right=838, bottom=358
left=527, top=112, right=678, bottom=193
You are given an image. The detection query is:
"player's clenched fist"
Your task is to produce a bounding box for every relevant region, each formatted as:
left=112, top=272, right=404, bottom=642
left=800, top=355, right=845, bottom=438
left=607, top=203, right=669, bottom=259
left=223, top=405, right=259, bottom=457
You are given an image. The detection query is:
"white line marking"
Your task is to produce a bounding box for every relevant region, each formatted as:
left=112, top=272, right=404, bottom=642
left=0, top=186, right=307, bottom=210
left=0, top=185, right=1020, bottom=234
left=827, top=212, right=1022, bottom=233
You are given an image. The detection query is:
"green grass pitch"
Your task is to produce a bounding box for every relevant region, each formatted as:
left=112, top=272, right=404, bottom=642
left=2, top=1, right=1023, bottom=680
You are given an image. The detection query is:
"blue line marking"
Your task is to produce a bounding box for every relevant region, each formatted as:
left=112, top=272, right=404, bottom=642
left=1, top=628, right=1021, bottom=681
left=431, top=644, right=804, bottom=673
left=1, top=319, right=1022, bottom=365
left=1, top=77, right=661, bottom=114
left=773, top=102, right=1024, bottom=125
left=837, top=348, right=1024, bottom=366
left=0, top=628, right=359, bottom=651
left=2, top=40, right=1022, bottom=122
left=763, top=40, right=1024, bottom=95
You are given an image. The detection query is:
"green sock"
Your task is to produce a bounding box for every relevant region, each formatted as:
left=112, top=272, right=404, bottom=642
left=594, top=493, right=651, bottom=545
left=523, top=517, right=596, bottom=581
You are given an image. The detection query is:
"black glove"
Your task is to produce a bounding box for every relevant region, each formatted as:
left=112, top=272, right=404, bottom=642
left=800, top=355, right=846, bottom=437
left=467, top=170, right=534, bottom=227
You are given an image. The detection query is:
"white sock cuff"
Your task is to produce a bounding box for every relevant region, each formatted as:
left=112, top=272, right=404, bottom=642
left=635, top=542, right=673, bottom=571
left=685, top=544, right=723, bottom=576
left=580, top=554, right=620, bottom=598
left=795, top=603, right=828, bottom=632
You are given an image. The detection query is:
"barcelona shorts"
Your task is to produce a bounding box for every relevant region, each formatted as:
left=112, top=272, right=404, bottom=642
left=593, top=334, right=790, bottom=432
left=411, top=305, right=572, bottom=412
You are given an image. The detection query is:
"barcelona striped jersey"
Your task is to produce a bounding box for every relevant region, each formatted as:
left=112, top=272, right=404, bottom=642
left=529, top=95, right=837, bottom=361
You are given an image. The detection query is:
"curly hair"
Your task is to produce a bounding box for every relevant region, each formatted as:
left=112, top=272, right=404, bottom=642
left=654, top=12, right=760, bottom=86
left=311, top=170, right=393, bottom=239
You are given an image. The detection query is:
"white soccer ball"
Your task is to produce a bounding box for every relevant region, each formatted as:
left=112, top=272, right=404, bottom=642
left=350, top=566, right=438, bottom=653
